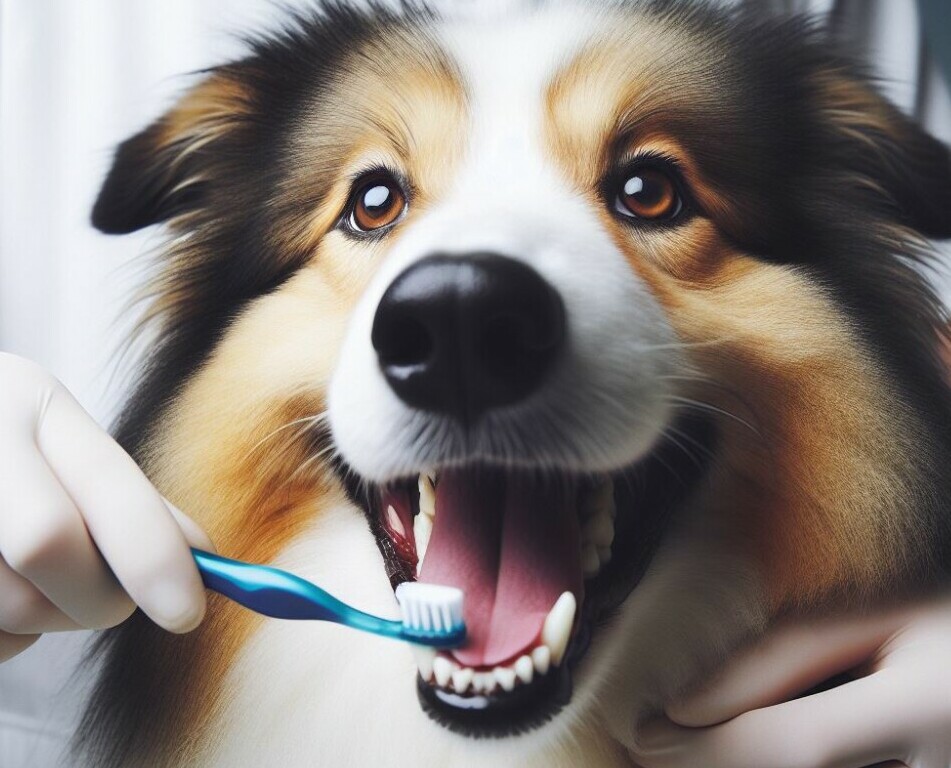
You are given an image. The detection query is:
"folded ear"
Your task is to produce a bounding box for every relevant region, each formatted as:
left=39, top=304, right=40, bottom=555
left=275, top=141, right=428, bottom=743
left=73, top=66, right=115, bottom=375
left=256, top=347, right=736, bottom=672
left=92, top=72, right=251, bottom=234
left=815, top=66, right=951, bottom=239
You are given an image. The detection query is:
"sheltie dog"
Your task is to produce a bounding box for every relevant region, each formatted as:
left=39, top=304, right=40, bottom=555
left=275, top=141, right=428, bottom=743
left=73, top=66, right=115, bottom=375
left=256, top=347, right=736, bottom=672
left=77, top=1, right=951, bottom=765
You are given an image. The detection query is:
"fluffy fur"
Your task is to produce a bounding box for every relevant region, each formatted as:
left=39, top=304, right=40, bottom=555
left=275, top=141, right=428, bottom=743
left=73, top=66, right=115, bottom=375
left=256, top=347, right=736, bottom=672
left=77, top=1, right=951, bottom=765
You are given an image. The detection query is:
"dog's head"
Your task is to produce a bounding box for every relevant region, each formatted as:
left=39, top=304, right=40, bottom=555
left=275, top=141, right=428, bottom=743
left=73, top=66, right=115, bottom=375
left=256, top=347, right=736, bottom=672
left=93, top=0, right=951, bottom=743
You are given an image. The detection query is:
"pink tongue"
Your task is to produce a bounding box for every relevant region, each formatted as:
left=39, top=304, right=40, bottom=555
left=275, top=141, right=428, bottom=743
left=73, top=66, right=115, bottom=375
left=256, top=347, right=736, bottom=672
left=417, top=469, right=583, bottom=667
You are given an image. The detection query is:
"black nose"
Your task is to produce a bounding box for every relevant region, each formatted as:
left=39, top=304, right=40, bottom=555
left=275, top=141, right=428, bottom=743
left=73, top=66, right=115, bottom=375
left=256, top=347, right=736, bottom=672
left=372, top=253, right=566, bottom=422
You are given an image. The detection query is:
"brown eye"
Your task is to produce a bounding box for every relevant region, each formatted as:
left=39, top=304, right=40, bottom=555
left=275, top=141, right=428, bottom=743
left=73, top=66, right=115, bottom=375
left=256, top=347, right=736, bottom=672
left=615, top=167, right=682, bottom=221
left=349, top=175, right=406, bottom=232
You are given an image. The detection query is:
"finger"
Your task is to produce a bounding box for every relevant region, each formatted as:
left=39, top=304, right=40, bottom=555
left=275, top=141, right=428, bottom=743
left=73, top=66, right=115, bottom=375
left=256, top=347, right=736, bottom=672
left=0, top=630, right=39, bottom=663
left=0, top=441, right=134, bottom=629
left=668, top=612, right=904, bottom=727
left=639, top=671, right=907, bottom=768
left=163, top=500, right=216, bottom=553
left=36, top=388, right=206, bottom=633
left=0, top=555, right=81, bottom=634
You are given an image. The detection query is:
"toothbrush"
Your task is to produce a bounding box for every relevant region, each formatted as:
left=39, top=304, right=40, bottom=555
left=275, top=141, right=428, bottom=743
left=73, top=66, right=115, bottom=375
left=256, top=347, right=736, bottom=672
left=191, top=548, right=465, bottom=648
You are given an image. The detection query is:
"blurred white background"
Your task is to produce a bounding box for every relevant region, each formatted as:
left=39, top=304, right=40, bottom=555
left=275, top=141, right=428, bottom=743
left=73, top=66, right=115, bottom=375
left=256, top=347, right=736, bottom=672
left=0, top=0, right=948, bottom=765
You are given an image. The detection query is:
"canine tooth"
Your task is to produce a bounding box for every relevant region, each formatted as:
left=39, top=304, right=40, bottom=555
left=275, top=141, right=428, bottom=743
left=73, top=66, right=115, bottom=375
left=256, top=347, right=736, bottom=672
left=411, top=646, right=435, bottom=682
left=514, top=655, right=534, bottom=684
left=583, top=514, right=614, bottom=548
left=452, top=667, right=474, bottom=693
left=494, top=666, right=516, bottom=692
left=582, top=543, right=601, bottom=577
left=433, top=657, right=455, bottom=687
left=386, top=505, right=405, bottom=537
left=418, top=474, right=436, bottom=518
left=532, top=645, right=551, bottom=675
left=413, top=513, right=433, bottom=574
left=541, top=592, right=576, bottom=667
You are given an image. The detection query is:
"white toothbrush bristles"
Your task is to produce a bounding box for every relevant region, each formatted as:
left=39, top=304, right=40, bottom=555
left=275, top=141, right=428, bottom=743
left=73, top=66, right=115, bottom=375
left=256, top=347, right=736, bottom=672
left=395, top=582, right=464, bottom=635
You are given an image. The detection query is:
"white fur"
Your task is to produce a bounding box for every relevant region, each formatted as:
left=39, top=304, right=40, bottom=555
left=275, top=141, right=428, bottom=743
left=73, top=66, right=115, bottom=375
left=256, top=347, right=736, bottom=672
left=328, top=5, right=683, bottom=482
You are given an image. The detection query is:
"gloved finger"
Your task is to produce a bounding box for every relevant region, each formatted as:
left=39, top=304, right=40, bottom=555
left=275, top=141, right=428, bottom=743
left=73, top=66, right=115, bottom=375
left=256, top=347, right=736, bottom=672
left=637, top=670, right=907, bottom=768
left=0, top=555, right=81, bottom=633
left=667, top=612, right=903, bottom=727
left=0, top=440, right=134, bottom=629
left=0, top=630, right=39, bottom=663
left=35, top=387, right=206, bottom=634
left=163, top=500, right=216, bottom=553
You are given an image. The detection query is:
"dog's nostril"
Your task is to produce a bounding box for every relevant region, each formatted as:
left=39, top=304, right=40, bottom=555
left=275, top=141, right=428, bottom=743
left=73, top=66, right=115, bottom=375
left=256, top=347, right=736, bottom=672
left=376, top=315, right=434, bottom=368
left=372, top=252, right=566, bottom=422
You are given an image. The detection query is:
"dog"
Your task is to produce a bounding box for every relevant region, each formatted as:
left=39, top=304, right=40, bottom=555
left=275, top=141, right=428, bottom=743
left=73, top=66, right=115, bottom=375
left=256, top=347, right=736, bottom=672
left=76, top=1, right=951, bottom=765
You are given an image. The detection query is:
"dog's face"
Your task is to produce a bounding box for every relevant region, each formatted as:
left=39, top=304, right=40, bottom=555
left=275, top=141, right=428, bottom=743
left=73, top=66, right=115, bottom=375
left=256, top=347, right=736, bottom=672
left=91, top=0, right=951, bottom=758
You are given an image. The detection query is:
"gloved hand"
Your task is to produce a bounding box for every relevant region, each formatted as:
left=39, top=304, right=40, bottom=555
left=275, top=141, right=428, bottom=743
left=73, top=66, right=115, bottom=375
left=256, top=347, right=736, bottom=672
left=0, top=353, right=213, bottom=662
left=631, top=593, right=951, bottom=768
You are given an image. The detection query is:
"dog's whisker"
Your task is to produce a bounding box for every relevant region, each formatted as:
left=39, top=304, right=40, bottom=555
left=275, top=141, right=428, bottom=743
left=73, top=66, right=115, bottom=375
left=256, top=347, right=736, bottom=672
left=664, top=394, right=761, bottom=437
left=279, top=440, right=339, bottom=491
left=240, top=412, right=329, bottom=465
left=663, top=422, right=717, bottom=462
left=635, top=336, right=737, bottom=352
left=659, top=429, right=706, bottom=471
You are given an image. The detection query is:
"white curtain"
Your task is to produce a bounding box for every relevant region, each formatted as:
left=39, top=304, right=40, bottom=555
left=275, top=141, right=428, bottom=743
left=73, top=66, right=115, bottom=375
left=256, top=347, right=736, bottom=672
left=0, top=1, right=948, bottom=765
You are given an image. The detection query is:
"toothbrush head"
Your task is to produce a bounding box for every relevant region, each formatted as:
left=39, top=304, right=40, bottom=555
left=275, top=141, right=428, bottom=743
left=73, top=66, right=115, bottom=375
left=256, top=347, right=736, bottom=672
left=395, top=582, right=466, bottom=648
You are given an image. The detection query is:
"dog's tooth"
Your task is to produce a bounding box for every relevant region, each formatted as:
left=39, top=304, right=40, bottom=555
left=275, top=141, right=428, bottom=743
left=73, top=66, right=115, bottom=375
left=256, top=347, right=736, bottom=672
left=471, top=673, right=486, bottom=693
left=474, top=672, right=495, bottom=694
left=494, top=666, right=516, bottom=692
left=413, top=513, right=433, bottom=575
left=514, top=655, right=534, bottom=684
left=582, top=543, right=601, bottom=577
left=386, top=505, right=405, bottom=538
left=452, top=667, right=474, bottom=694
left=584, top=513, right=614, bottom=548
left=531, top=645, right=551, bottom=676
left=541, top=592, right=576, bottom=666
left=433, top=656, right=454, bottom=687
left=418, top=474, right=436, bottom=518
left=411, top=646, right=436, bottom=682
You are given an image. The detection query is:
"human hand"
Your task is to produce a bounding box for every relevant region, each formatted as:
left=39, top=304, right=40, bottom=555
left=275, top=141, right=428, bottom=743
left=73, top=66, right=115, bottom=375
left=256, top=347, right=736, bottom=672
left=631, top=594, right=951, bottom=768
left=0, top=353, right=214, bottom=662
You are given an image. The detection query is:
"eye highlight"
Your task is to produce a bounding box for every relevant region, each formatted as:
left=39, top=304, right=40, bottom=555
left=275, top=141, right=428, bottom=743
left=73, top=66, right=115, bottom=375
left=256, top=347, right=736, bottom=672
left=346, top=172, right=406, bottom=233
left=612, top=161, right=685, bottom=223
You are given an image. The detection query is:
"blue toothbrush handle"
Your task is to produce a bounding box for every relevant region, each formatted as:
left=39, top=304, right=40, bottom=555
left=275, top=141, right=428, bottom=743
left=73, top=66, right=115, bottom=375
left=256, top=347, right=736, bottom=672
left=192, top=548, right=341, bottom=621
left=191, top=548, right=405, bottom=638
left=191, top=549, right=465, bottom=647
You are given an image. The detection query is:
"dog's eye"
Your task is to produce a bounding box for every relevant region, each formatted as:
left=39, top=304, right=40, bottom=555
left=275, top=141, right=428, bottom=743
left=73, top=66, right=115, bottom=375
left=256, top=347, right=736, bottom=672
left=614, top=167, right=683, bottom=221
left=349, top=175, right=406, bottom=233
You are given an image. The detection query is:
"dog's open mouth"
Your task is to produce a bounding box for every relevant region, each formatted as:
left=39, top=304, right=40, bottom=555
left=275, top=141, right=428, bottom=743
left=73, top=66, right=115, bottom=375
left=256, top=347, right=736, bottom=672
left=345, top=414, right=715, bottom=736
left=389, top=469, right=600, bottom=680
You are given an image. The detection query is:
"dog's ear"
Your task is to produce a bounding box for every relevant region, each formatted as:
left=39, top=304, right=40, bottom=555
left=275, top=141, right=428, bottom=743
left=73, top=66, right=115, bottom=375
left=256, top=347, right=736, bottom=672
left=92, top=71, right=250, bottom=234
left=814, top=66, right=951, bottom=239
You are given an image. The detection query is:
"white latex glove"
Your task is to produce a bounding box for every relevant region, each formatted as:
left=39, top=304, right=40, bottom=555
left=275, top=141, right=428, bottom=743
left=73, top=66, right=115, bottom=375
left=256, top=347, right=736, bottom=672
left=631, top=593, right=951, bottom=768
left=0, top=353, right=214, bottom=662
